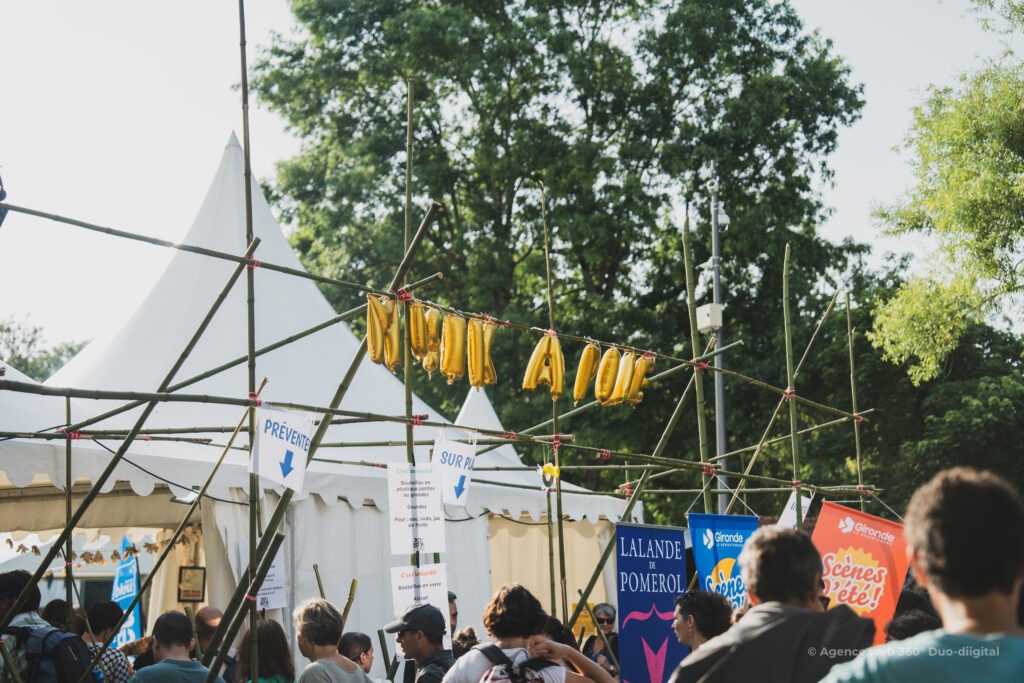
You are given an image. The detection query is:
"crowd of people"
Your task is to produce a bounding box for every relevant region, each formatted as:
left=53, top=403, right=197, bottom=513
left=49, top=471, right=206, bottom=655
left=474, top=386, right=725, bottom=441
left=1, top=466, right=1021, bottom=683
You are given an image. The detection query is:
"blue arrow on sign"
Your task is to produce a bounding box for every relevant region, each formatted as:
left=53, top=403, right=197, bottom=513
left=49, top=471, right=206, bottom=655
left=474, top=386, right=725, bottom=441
left=280, top=449, right=295, bottom=478
left=453, top=474, right=467, bottom=499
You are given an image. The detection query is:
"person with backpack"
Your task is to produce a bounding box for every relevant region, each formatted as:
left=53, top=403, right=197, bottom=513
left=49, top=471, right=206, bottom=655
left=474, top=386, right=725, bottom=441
left=1, top=569, right=54, bottom=683
left=440, top=584, right=614, bottom=683
left=385, top=603, right=454, bottom=683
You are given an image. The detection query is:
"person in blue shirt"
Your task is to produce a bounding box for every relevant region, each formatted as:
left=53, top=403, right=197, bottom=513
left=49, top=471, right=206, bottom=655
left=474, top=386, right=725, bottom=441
left=825, top=467, right=1024, bottom=682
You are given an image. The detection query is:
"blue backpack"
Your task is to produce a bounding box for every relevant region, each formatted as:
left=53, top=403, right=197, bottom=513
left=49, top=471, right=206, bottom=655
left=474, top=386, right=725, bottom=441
left=3, top=626, right=98, bottom=683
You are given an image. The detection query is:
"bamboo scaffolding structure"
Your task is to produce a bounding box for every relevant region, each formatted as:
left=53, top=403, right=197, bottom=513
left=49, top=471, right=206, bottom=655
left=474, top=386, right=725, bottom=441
left=377, top=630, right=399, bottom=681
left=0, top=238, right=260, bottom=632
left=0, top=640, right=24, bottom=683
left=204, top=531, right=287, bottom=683
left=681, top=215, right=713, bottom=513
left=847, top=292, right=866, bottom=512
left=202, top=201, right=440, bottom=668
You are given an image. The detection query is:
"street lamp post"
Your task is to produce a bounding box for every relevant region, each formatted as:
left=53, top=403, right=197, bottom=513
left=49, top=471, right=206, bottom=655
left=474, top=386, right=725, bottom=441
left=708, top=165, right=730, bottom=513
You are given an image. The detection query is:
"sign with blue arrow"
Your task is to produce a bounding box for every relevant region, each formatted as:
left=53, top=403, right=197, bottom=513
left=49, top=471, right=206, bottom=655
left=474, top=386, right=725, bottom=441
left=431, top=430, right=477, bottom=507
left=250, top=407, right=313, bottom=493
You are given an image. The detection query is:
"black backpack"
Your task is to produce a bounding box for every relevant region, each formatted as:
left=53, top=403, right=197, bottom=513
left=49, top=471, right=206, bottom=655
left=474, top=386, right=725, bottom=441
left=474, top=644, right=557, bottom=683
left=3, top=626, right=98, bottom=683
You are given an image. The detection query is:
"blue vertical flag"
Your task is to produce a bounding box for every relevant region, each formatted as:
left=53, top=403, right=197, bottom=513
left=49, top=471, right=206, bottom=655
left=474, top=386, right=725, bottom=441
left=110, top=537, right=142, bottom=646
left=686, top=513, right=759, bottom=610
left=616, top=523, right=688, bottom=683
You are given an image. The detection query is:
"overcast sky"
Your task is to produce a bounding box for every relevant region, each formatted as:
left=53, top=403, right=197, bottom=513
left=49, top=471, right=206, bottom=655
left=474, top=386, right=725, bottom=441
left=0, top=0, right=1009, bottom=349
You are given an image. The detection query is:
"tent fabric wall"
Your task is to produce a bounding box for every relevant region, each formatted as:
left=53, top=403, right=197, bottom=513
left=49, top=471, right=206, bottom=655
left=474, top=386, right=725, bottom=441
left=488, top=515, right=618, bottom=617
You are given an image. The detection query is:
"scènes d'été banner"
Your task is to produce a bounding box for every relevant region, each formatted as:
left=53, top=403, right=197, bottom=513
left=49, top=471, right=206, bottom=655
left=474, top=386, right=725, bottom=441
left=616, top=523, right=688, bottom=683
left=687, top=513, right=759, bottom=610
left=811, top=501, right=909, bottom=645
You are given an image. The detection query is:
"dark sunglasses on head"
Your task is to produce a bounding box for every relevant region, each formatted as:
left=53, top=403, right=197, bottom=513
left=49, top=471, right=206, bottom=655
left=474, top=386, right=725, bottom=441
left=596, top=617, right=615, bottom=624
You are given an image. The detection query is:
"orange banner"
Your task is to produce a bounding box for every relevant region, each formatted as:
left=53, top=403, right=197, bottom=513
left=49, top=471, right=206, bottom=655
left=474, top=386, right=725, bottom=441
left=811, top=501, right=909, bottom=644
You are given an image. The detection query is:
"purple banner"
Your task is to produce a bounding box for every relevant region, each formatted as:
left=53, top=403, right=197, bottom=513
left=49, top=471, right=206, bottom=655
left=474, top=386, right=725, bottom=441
left=616, top=522, right=688, bottom=683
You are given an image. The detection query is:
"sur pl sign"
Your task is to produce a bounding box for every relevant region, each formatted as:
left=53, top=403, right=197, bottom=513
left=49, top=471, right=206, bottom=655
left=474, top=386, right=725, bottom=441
left=431, top=430, right=476, bottom=506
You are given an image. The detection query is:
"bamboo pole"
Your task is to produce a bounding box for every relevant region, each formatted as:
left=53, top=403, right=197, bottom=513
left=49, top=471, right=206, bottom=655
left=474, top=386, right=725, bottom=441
left=0, top=239, right=260, bottom=632
left=681, top=213, right=713, bottom=513
left=0, top=202, right=393, bottom=298
left=238, top=1, right=261, bottom=673
left=846, top=292, right=866, bottom=512
left=340, top=578, right=359, bottom=629
left=535, top=180, right=569, bottom=622
left=313, top=564, right=326, bottom=598
left=202, top=202, right=441, bottom=667
left=782, top=245, right=804, bottom=529
left=204, top=532, right=287, bottom=683
left=64, top=397, right=73, bottom=625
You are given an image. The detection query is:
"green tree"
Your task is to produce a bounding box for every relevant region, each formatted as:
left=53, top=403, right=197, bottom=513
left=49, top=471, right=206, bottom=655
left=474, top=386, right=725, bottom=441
left=0, top=317, right=85, bottom=382
left=253, top=0, right=866, bottom=518
left=869, top=59, right=1024, bottom=383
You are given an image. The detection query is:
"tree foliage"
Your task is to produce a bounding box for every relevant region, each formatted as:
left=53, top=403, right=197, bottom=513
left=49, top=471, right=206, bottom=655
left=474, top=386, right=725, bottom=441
left=253, top=0, right=874, bottom=521
left=0, top=317, right=85, bottom=382
left=870, top=60, right=1024, bottom=383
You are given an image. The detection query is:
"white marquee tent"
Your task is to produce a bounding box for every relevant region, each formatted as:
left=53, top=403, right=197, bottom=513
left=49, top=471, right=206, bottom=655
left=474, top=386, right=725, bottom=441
left=0, top=136, right=636, bottom=669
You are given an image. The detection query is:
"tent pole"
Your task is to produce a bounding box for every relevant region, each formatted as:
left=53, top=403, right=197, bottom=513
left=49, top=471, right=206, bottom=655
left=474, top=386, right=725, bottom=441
left=0, top=239, right=260, bottom=631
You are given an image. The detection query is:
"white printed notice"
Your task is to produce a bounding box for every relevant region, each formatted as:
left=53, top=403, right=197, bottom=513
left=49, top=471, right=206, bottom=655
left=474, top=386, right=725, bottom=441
left=250, top=407, right=312, bottom=493
left=388, top=464, right=446, bottom=554
left=776, top=490, right=813, bottom=530
left=390, top=563, right=451, bottom=650
left=431, top=431, right=476, bottom=507
left=238, top=538, right=287, bottom=611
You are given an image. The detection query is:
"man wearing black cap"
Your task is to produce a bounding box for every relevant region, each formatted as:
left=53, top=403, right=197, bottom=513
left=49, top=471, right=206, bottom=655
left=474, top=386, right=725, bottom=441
left=386, top=603, right=455, bottom=683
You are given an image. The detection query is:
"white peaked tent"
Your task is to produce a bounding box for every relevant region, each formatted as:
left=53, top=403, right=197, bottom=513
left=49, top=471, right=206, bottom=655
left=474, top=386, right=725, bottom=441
left=0, top=135, right=635, bottom=667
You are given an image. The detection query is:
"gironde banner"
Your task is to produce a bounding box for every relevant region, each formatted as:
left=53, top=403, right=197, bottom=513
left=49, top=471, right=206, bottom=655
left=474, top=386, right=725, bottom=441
left=812, top=501, right=909, bottom=645
left=687, top=513, right=759, bottom=610
left=616, top=522, right=688, bottom=683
